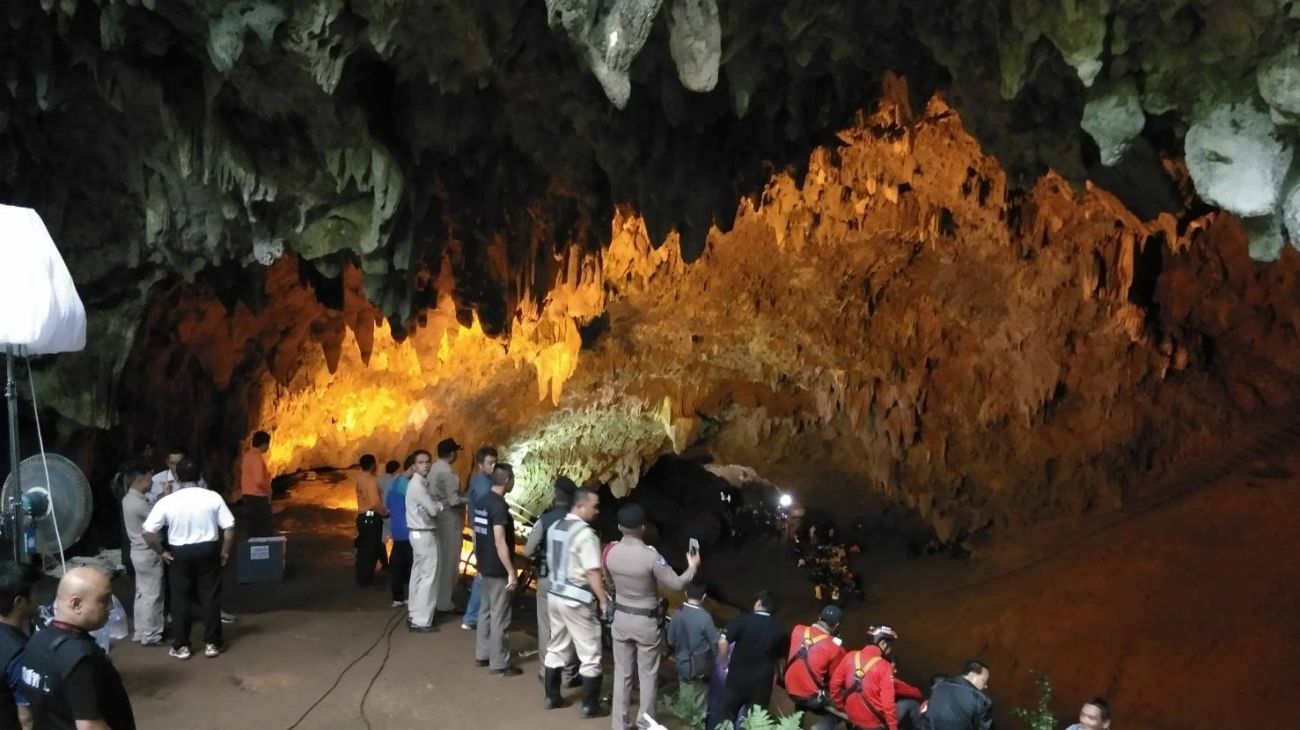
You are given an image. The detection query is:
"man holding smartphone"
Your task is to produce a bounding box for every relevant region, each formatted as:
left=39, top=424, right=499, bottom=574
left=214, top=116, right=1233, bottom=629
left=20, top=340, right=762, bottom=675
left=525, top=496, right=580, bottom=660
left=604, top=504, right=701, bottom=730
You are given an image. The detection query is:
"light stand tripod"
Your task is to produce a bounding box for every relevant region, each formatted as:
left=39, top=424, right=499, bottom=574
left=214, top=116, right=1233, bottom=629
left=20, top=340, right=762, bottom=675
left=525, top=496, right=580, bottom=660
left=4, top=345, right=25, bottom=562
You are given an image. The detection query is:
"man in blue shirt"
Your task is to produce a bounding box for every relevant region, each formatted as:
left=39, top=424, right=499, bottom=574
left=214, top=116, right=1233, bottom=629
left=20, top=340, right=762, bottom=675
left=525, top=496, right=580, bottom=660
left=461, top=445, right=498, bottom=630
left=386, top=456, right=415, bottom=607
left=1, top=561, right=38, bottom=730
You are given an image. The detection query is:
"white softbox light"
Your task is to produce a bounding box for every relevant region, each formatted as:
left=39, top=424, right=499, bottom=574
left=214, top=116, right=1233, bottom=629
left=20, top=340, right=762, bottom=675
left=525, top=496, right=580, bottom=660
left=0, top=204, right=85, bottom=355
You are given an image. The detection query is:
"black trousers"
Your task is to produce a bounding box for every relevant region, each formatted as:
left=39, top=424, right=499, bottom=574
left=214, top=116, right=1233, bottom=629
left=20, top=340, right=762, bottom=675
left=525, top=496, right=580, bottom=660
left=389, top=539, right=413, bottom=601
left=720, top=674, right=775, bottom=729
left=243, top=496, right=274, bottom=537
left=170, top=541, right=223, bottom=649
left=355, top=515, right=384, bottom=586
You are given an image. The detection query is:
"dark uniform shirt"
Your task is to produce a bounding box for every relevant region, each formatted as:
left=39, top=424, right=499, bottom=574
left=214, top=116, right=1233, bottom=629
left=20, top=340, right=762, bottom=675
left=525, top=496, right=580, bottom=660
left=722, top=611, right=787, bottom=705
left=19, top=622, right=136, bottom=730
left=0, top=622, right=29, bottom=728
left=925, top=676, right=993, bottom=730
left=473, top=490, right=514, bottom=578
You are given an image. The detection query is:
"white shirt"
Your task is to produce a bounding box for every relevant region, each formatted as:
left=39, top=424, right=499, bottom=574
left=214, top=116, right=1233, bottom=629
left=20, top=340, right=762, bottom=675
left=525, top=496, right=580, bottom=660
left=150, top=469, right=207, bottom=504
left=143, top=484, right=235, bottom=546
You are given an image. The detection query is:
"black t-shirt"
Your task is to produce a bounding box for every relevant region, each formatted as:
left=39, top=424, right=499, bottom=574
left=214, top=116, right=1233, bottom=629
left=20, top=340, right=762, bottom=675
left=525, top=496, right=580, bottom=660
left=64, top=657, right=134, bottom=729
left=473, top=490, right=514, bottom=578
left=23, top=624, right=135, bottom=730
left=723, top=611, right=787, bottom=686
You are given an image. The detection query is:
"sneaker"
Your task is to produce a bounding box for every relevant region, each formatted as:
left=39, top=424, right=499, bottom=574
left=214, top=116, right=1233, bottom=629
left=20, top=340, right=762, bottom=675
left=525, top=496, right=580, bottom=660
left=169, top=647, right=191, bottom=661
left=220, top=611, right=238, bottom=624
left=460, top=623, right=476, bottom=631
left=475, top=659, right=490, bottom=667
left=140, top=638, right=164, bottom=647
left=390, top=600, right=407, bottom=608
left=490, top=667, right=523, bottom=677
left=407, top=623, right=437, bottom=634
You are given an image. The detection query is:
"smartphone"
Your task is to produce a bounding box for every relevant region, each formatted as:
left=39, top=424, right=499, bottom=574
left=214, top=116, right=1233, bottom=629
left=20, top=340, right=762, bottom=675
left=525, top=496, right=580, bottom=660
left=688, top=538, right=700, bottom=556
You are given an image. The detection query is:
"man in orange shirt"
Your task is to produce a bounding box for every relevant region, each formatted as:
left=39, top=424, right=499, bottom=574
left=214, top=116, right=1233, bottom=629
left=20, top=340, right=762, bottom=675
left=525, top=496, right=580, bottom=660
left=240, top=431, right=274, bottom=537
left=783, top=605, right=847, bottom=729
left=354, top=454, right=388, bottom=587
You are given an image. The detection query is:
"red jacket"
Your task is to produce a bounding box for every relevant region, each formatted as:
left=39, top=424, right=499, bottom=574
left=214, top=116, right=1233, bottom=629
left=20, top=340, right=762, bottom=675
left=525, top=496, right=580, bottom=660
left=894, top=677, right=924, bottom=701
left=830, top=645, right=897, bottom=730
left=782, top=624, right=846, bottom=701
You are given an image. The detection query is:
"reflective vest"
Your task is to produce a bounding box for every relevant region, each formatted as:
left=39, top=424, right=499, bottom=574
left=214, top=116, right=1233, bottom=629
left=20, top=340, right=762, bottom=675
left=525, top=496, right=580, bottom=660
left=546, top=517, right=597, bottom=605
left=533, top=503, right=569, bottom=578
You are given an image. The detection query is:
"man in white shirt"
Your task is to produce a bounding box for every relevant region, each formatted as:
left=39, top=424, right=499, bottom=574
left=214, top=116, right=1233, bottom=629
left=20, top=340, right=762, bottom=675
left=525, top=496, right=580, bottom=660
left=149, top=447, right=207, bottom=504
left=404, top=450, right=442, bottom=632
left=143, top=458, right=235, bottom=661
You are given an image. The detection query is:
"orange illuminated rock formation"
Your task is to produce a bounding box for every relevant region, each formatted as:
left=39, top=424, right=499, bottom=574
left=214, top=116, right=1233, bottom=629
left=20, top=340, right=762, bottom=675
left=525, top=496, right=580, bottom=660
left=120, top=93, right=1300, bottom=544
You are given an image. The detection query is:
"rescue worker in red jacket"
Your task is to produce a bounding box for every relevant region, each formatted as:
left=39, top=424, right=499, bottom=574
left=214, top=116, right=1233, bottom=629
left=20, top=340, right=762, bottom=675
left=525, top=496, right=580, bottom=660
left=782, top=605, right=848, bottom=730
left=830, top=625, right=911, bottom=730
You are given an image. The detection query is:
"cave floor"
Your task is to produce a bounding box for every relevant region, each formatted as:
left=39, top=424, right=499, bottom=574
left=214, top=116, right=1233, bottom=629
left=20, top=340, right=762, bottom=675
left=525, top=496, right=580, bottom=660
left=108, top=452, right=1300, bottom=729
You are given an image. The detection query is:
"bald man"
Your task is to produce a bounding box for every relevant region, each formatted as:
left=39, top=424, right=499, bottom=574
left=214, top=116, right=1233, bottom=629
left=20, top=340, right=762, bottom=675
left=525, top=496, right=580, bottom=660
left=19, top=567, right=136, bottom=729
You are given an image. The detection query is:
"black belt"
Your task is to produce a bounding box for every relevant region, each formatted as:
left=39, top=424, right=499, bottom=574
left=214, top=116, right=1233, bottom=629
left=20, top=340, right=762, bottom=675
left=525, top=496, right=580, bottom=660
left=613, top=603, right=660, bottom=618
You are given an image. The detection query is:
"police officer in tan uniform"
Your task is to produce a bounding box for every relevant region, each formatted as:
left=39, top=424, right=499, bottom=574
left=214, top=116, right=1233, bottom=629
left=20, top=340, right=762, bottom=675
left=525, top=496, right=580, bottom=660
left=543, top=487, right=610, bottom=718
left=605, top=504, right=700, bottom=730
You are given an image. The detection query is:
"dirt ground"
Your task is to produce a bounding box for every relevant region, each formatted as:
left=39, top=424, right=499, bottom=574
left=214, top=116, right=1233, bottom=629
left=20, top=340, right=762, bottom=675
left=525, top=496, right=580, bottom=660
left=110, top=452, right=1300, bottom=729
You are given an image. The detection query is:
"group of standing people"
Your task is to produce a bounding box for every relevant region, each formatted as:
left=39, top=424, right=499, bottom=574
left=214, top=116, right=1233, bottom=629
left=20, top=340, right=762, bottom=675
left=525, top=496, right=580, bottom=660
left=118, top=432, right=275, bottom=661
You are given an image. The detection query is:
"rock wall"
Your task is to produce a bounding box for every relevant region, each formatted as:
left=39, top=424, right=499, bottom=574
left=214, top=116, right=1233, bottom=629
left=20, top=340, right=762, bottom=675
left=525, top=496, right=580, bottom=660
left=115, top=94, right=1300, bottom=542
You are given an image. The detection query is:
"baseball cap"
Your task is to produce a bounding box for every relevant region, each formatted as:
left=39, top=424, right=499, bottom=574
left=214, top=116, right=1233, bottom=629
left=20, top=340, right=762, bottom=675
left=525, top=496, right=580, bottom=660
left=436, top=438, right=463, bottom=457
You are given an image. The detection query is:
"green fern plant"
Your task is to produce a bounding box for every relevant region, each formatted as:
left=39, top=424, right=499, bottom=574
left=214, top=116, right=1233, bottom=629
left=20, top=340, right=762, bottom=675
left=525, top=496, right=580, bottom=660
left=1012, top=672, right=1059, bottom=730
left=660, top=682, right=708, bottom=729
left=714, top=705, right=804, bottom=730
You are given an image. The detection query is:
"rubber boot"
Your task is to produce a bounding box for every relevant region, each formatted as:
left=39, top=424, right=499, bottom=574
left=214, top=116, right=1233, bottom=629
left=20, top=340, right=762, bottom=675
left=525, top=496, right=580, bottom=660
left=543, top=667, right=567, bottom=710
left=579, top=674, right=608, bottom=718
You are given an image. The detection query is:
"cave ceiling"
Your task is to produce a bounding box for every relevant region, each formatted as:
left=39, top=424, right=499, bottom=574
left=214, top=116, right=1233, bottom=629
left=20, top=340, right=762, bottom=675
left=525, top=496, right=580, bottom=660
left=5, top=1, right=1300, bottom=534
left=5, top=0, right=1300, bottom=325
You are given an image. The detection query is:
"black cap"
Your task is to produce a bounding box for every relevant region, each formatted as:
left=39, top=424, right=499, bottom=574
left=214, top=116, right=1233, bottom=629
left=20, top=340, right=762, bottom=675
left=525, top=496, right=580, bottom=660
left=818, top=605, right=843, bottom=626
left=617, top=503, right=646, bottom=530
left=436, top=438, right=463, bottom=457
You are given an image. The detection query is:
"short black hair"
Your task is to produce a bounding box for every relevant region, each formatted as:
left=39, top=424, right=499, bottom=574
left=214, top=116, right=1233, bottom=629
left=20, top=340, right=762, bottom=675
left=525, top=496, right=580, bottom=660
left=491, top=463, right=514, bottom=485
left=685, top=581, right=707, bottom=601
left=0, top=562, right=38, bottom=616
left=475, top=445, right=498, bottom=465
left=176, top=458, right=202, bottom=483
left=1084, top=697, right=1110, bottom=720
left=412, top=449, right=431, bottom=462
left=251, top=431, right=271, bottom=448
left=385, top=460, right=401, bottom=474
left=359, top=454, right=377, bottom=471
left=134, top=437, right=155, bottom=453
left=574, top=486, right=599, bottom=506
left=755, top=589, right=777, bottom=613
left=402, top=453, right=417, bottom=470
left=167, top=445, right=187, bottom=458
left=961, top=659, right=988, bottom=677
left=553, top=476, right=577, bottom=503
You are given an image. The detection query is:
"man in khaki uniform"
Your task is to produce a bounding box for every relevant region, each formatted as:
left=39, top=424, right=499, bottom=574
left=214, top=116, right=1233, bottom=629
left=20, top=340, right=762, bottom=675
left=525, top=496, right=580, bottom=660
left=429, top=438, right=466, bottom=614
left=543, top=487, right=609, bottom=719
left=404, top=450, right=441, bottom=632
left=605, top=504, right=700, bottom=730
left=121, top=469, right=163, bottom=645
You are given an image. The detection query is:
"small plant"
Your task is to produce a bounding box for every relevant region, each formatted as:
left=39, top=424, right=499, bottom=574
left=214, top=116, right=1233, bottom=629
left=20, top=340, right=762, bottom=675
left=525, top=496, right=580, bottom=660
left=1013, top=672, right=1059, bottom=730
left=715, top=705, right=804, bottom=730
left=660, top=682, right=708, bottom=729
